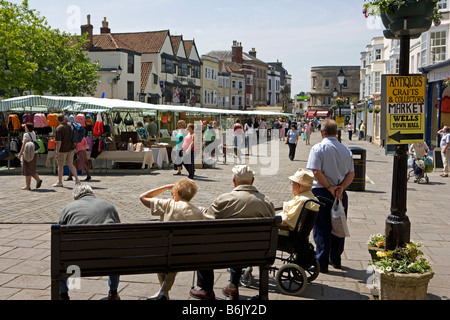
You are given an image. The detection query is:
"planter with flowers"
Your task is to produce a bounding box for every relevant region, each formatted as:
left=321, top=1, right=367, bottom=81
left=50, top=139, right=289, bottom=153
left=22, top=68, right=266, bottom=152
left=368, top=234, right=385, bottom=261
left=370, top=240, right=434, bottom=300
left=363, top=0, right=442, bottom=39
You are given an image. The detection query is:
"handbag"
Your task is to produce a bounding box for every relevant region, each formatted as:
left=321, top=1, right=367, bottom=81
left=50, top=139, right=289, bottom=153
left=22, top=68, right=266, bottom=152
left=113, top=112, right=122, bottom=125
left=330, top=199, right=350, bottom=238
left=123, top=112, right=134, bottom=126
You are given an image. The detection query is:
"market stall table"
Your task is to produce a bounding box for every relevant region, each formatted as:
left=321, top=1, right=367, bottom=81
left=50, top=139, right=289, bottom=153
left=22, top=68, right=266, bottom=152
left=46, top=150, right=155, bottom=173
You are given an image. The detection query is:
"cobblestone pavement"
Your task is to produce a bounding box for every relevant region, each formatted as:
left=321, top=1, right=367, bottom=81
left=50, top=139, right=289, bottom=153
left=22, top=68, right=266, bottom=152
left=0, top=130, right=449, bottom=301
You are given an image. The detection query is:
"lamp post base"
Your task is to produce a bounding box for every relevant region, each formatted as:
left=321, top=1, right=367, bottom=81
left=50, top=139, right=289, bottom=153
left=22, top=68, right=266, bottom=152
left=385, top=214, right=411, bottom=250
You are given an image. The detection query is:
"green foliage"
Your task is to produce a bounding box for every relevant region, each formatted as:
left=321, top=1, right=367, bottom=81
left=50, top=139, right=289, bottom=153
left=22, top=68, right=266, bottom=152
left=0, top=0, right=100, bottom=97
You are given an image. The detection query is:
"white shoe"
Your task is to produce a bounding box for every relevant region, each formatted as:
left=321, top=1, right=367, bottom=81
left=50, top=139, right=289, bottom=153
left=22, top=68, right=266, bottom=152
left=75, top=179, right=81, bottom=185
left=52, top=182, right=64, bottom=188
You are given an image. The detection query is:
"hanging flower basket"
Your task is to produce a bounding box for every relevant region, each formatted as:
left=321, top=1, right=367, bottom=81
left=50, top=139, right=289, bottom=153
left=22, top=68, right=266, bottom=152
left=387, top=0, right=435, bottom=36
left=444, top=76, right=450, bottom=87
left=363, top=0, right=442, bottom=38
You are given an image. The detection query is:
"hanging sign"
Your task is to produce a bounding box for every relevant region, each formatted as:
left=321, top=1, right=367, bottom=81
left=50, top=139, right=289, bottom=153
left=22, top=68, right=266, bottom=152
left=383, top=75, right=426, bottom=145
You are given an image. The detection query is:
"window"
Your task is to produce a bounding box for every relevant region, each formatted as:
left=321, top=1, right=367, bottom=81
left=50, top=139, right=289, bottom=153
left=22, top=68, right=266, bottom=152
left=430, top=30, right=447, bottom=64
left=437, top=0, right=447, bottom=10
left=324, top=79, right=330, bottom=88
left=128, top=53, right=134, bottom=74
left=343, top=79, right=348, bottom=89
left=162, top=58, right=173, bottom=74
left=153, top=74, right=158, bottom=85
left=312, top=77, right=316, bottom=89
left=127, top=81, right=134, bottom=101
left=374, top=72, right=381, bottom=93
left=193, top=65, right=201, bottom=78
left=420, top=33, right=428, bottom=67
left=179, top=63, right=189, bottom=76
left=375, top=48, right=382, bottom=60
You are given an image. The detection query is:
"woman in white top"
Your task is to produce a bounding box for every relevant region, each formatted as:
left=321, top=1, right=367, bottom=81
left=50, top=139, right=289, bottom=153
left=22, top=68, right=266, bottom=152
left=17, top=123, right=43, bottom=191
left=347, top=122, right=354, bottom=141
left=244, top=119, right=254, bottom=155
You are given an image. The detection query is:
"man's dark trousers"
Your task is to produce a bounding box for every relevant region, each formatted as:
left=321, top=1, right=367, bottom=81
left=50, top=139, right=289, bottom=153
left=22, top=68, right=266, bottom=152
left=311, top=188, right=348, bottom=270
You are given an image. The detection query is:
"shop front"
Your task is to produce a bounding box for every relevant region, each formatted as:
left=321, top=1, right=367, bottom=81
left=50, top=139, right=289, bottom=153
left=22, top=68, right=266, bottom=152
left=419, top=59, right=450, bottom=148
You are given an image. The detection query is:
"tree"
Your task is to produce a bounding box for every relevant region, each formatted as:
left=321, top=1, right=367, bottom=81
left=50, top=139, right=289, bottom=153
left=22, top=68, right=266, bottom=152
left=0, top=0, right=100, bottom=97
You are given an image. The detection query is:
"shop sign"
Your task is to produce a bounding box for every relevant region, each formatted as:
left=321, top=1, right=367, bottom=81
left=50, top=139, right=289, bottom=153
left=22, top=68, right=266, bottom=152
left=384, top=75, right=426, bottom=145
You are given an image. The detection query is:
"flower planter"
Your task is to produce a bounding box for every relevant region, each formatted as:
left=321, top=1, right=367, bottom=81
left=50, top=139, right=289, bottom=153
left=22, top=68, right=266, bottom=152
left=379, top=271, right=434, bottom=300
left=368, top=246, right=384, bottom=261
left=386, top=0, right=434, bottom=36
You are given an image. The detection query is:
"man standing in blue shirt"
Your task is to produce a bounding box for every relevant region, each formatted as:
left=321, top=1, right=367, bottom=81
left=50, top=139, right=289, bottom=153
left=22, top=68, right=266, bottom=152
left=306, top=120, right=355, bottom=273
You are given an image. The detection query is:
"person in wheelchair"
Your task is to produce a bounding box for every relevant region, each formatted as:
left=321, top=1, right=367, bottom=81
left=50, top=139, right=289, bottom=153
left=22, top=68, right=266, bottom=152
left=277, top=168, right=320, bottom=238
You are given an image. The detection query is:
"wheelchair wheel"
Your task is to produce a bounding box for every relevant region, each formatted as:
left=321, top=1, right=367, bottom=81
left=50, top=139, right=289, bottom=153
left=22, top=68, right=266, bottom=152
left=240, top=267, right=254, bottom=288
left=304, top=259, right=320, bottom=282
left=275, top=263, right=308, bottom=296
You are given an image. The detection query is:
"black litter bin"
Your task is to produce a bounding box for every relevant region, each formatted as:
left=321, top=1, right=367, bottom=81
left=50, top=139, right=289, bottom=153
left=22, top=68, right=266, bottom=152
left=348, top=147, right=366, bottom=192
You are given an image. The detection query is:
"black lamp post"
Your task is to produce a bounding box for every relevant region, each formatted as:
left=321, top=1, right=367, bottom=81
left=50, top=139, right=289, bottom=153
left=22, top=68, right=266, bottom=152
left=335, top=68, right=346, bottom=142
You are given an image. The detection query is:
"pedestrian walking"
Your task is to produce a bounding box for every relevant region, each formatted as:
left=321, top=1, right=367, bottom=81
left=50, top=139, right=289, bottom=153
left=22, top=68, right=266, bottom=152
left=182, top=123, right=197, bottom=179
left=68, top=137, right=91, bottom=181
left=286, top=123, right=300, bottom=161
left=347, top=122, right=353, bottom=141
left=438, top=126, right=450, bottom=177
left=172, top=120, right=187, bottom=176
left=306, top=119, right=355, bottom=273
left=359, top=121, right=365, bottom=141
left=17, top=122, right=43, bottom=190
left=53, top=114, right=80, bottom=187
left=244, top=118, right=254, bottom=156
left=304, top=121, right=312, bottom=145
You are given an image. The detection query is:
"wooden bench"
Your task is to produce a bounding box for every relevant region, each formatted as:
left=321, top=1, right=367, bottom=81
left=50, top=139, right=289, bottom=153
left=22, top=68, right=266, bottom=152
left=51, top=216, right=281, bottom=300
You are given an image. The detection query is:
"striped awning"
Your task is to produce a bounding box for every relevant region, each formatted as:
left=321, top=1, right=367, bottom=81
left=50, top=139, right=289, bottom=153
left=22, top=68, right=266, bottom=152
left=1, top=95, right=294, bottom=117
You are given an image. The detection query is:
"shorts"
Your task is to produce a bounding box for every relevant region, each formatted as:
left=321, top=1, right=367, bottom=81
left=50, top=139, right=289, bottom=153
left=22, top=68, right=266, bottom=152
left=57, top=150, right=75, bottom=166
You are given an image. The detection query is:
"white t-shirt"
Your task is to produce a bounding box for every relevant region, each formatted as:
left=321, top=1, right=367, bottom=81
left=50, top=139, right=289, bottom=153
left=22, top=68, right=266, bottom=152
left=440, top=133, right=450, bottom=149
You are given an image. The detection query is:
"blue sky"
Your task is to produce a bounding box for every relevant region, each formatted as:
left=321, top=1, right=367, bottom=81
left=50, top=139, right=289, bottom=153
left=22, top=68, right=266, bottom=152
left=12, top=0, right=383, bottom=96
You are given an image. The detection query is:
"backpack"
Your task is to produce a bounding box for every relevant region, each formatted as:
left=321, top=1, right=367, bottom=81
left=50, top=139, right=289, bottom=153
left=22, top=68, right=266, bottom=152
left=9, top=137, right=21, bottom=153
left=22, top=114, right=34, bottom=124
left=7, top=114, right=21, bottom=131
left=34, top=113, right=48, bottom=128
left=71, top=122, right=86, bottom=144
left=47, top=114, right=59, bottom=128
left=36, top=138, right=46, bottom=153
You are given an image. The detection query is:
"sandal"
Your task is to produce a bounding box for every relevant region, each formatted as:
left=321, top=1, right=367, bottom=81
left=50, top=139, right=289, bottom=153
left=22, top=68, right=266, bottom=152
left=36, top=180, right=43, bottom=189
left=21, top=187, right=31, bottom=191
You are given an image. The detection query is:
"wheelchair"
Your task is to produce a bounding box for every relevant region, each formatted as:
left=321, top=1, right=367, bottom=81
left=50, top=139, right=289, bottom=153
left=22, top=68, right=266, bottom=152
left=239, top=198, right=323, bottom=296
left=407, top=157, right=430, bottom=184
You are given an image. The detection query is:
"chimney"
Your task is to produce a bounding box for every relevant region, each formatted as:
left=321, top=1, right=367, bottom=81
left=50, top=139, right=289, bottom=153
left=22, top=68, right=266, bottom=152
left=232, top=41, right=243, bottom=65
left=80, top=14, right=94, bottom=50
left=100, top=17, right=111, bottom=34
left=249, top=48, right=257, bottom=58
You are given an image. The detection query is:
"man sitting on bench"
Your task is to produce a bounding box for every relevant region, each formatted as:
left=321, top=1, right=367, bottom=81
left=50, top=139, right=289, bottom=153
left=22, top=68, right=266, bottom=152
left=58, top=184, right=121, bottom=300
left=190, top=165, right=275, bottom=301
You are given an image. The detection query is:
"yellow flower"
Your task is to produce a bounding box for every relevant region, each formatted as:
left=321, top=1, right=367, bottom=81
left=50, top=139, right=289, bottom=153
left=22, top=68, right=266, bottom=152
left=376, top=251, right=387, bottom=258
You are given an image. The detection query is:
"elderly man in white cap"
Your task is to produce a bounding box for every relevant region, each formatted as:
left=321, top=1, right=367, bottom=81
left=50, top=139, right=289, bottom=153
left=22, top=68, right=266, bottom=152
left=190, top=165, right=275, bottom=301
left=278, top=168, right=320, bottom=235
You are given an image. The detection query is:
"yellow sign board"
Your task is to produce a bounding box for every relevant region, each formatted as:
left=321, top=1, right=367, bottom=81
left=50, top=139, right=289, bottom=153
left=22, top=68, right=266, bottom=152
left=336, top=117, right=345, bottom=128
left=385, top=75, right=426, bottom=145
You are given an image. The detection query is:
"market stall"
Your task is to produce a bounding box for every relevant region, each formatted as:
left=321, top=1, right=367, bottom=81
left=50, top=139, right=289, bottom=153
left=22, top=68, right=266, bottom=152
left=0, top=95, right=292, bottom=171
